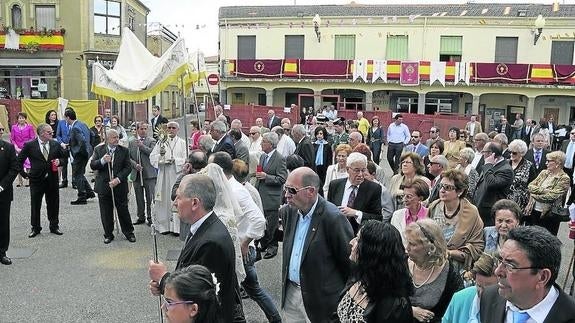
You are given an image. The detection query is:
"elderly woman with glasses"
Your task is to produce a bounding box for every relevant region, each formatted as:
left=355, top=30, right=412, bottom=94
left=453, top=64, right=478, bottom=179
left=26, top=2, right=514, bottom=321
left=389, top=152, right=431, bottom=211
left=336, top=221, right=414, bottom=323
left=323, top=144, right=352, bottom=197
left=405, top=219, right=464, bottom=323
left=455, top=148, right=479, bottom=200
left=428, top=169, right=484, bottom=273
left=483, top=199, right=521, bottom=254
left=442, top=252, right=498, bottom=323
left=506, top=139, right=536, bottom=212
left=424, top=140, right=444, bottom=181
left=162, top=264, right=222, bottom=323
left=526, top=150, right=570, bottom=235
left=390, top=178, right=430, bottom=245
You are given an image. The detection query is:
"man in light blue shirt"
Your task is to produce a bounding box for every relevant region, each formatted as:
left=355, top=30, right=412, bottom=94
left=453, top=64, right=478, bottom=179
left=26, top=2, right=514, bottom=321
left=280, top=167, right=353, bottom=322
left=386, top=114, right=410, bottom=174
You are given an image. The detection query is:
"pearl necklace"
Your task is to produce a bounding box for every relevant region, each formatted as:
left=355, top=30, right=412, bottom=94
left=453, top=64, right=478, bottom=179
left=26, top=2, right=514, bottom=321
left=412, top=264, right=435, bottom=289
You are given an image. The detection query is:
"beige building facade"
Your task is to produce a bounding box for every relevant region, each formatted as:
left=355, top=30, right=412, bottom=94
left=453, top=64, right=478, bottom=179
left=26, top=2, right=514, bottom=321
left=219, top=3, right=575, bottom=129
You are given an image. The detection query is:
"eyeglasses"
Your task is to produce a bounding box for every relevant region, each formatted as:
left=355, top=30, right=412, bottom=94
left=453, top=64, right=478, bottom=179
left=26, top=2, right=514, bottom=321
left=495, top=255, right=541, bottom=273
left=284, top=185, right=312, bottom=195
left=161, top=296, right=195, bottom=310
left=0, top=128, right=4, bottom=131
left=510, top=151, right=519, bottom=155
left=439, top=183, right=457, bottom=191
left=481, top=150, right=492, bottom=155
left=429, top=130, right=436, bottom=133
left=401, top=160, right=413, bottom=165
left=249, top=132, right=258, bottom=135
left=348, top=167, right=367, bottom=174
left=167, top=126, right=177, bottom=129
left=411, top=136, right=419, bottom=138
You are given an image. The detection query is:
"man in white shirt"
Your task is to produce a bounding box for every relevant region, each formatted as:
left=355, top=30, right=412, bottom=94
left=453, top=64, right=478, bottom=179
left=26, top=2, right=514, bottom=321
left=210, top=152, right=281, bottom=322
left=273, top=126, right=296, bottom=158
left=465, top=114, right=483, bottom=139
left=479, top=226, right=575, bottom=322
left=386, top=114, right=410, bottom=174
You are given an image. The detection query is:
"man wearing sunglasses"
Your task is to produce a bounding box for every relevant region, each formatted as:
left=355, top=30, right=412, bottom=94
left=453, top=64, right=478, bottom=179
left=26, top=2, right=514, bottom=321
left=280, top=167, right=353, bottom=322
left=479, top=226, right=575, bottom=322
left=0, top=122, right=19, bottom=265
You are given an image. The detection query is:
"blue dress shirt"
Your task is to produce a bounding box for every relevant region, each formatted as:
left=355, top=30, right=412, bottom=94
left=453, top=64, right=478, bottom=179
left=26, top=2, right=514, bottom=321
left=288, top=197, right=319, bottom=284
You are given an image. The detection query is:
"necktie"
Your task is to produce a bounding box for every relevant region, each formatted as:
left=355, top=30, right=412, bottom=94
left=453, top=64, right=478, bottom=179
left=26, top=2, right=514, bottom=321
left=535, top=150, right=541, bottom=168
left=347, top=185, right=357, bottom=207
left=512, top=310, right=530, bottom=323
left=412, top=145, right=416, bottom=152
left=262, top=153, right=269, bottom=168
left=42, top=142, right=49, bottom=160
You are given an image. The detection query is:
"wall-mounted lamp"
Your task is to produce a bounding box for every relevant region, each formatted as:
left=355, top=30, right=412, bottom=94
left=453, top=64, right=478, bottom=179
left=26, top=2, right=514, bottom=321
left=533, top=14, right=545, bottom=45
left=312, top=14, right=321, bottom=43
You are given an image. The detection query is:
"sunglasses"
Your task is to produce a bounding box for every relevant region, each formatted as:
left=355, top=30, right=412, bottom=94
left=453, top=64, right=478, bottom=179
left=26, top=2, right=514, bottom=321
left=249, top=132, right=258, bottom=135
left=429, top=130, right=436, bottom=133
left=167, top=126, right=177, bottom=129
left=0, top=128, right=4, bottom=131
left=284, top=185, right=312, bottom=195
left=411, top=136, right=419, bottom=138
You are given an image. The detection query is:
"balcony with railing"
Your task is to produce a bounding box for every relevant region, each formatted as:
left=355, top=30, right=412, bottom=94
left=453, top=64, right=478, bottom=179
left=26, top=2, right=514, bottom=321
left=0, top=28, right=65, bottom=52
left=221, top=59, right=575, bottom=86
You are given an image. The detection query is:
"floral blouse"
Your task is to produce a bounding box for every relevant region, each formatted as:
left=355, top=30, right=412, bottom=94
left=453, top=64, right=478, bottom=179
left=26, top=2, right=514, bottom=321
left=507, top=158, right=536, bottom=211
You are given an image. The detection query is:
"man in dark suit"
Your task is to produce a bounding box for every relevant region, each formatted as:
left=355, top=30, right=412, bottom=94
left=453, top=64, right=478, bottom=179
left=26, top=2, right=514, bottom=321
left=65, top=108, right=95, bottom=205
left=522, top=118, right=535, bottom=147
left=209, top=120, right=236, bottom=159
left=128, top=122, right=157, bottom=225
left=473, top=142, right=513, bottom=226
left=256, top=132, right=287, bottom=259
left=495, top=116, right=512, bottom=139
left=150, top=105, right=168, bottom=140
left=327, top=152, right=382, bottom=234
left=426, top=155, right=448, bottom=205
left=524, top=132, right=550, bottom=177
left=281, top=167, right=354, bottom=322
left=267, top=109, right=281, bottom=129
left=18, top=124, right=67, bottom=238
left=90, top=129, right=136, bottom=244
left=480, top=226, right=575, bottom=323
left=292, top=124, right=315, bottom=170
left=149, top=174, right=242, bottom=323
left=0, top=124, right=20, bottom=265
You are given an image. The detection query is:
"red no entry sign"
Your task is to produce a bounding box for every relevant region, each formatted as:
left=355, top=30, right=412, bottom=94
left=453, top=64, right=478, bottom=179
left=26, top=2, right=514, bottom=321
left=207, top=74, right=220, bottom=85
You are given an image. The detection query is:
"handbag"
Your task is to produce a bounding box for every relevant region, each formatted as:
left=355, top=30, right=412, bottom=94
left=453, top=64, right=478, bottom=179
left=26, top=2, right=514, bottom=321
left=551, top=204, right=570, bottom=222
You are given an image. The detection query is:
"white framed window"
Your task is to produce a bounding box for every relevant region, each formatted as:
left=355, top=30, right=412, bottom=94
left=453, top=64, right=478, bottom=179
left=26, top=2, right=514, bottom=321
left=94, top=0, right=121, bottom=35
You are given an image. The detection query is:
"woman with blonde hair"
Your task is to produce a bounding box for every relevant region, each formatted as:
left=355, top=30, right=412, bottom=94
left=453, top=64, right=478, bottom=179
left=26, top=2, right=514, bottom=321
left=405, top=219, right=463, bottom=323
left=526, top=150, right=570, bottom=235
left=323, top=144, right=352, bottom=196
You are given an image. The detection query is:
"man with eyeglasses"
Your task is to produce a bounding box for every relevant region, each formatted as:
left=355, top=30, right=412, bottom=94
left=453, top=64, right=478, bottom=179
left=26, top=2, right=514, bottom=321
left=150, top=121, right=188, bottom=235
left=327, top=152, right=382, bottom=234
left=17, top=123, right=67, bottom=238
left=560, top=129, right=575, bottom=181
left=479, top=226, right=575, bottom=322
left=255, top=132, right=287, bottom=260
left=473, top=142, right=513, bottom=226
left=404, top=130, right=429, bottom=158
left=249, top=125, right=263, bottom=153
left=280, top=167, right=353, bottom=322
left=0, top=122, right=19, bottom=265
left=425, top=126, right=443, bottom=148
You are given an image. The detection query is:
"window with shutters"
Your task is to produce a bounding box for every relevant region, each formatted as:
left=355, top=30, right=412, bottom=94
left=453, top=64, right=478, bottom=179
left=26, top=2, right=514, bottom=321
left=285, top=35, right=304, bottom=59
left=334, top=35, right=355, bottom=60
left=237, top=36, right=256, bottom=59
left=35, top=5, right=56, bottom=30
left=494, top=37, right=518, bottom=63
left=551, top=41, right=574, bottom=65
left=94, top=0, right=121, bottom=35
left=386, top=35, right=408, bottom=60
left=439, top=36, right=462, bottom=62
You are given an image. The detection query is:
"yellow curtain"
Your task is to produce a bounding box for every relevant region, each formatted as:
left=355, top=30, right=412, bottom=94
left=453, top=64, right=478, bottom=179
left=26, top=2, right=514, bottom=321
left=21, top=99, right=98, bottom=127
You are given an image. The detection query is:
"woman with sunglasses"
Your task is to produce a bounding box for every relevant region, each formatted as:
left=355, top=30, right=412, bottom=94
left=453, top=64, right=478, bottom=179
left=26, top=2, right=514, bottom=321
left=336, top=221, right=414, bottom=323
left=405, top=219, right=463, bottom=323
left=427, top=169, right=484, bottom=274
left=505, top=139, right=536, bottom=213
left=162, top=264, right=223, bottom=323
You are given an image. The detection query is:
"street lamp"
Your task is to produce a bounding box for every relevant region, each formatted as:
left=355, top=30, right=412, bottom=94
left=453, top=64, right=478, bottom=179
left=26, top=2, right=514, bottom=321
left=313, top=14, right=321, bottom=43
left=533, top=14, right=545, bottom=45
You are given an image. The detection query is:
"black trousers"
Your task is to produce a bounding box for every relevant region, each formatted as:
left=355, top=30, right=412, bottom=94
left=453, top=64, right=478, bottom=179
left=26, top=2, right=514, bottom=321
left=0, top=199, right=11, bottom=255
left=387, top=142, right=404, bottom=174
left=61, top=158, right=69, bottom=182
left=529, top=210, right=561, bottom=236
left=133, top=177, right=156, bottom=221
left=30, top=176, right=60, bottom=232
left=98, top=189, right=134, bottom=238
left=72, top=157, right=93, bottom=199
left=259, top=210, right=279, bottom=250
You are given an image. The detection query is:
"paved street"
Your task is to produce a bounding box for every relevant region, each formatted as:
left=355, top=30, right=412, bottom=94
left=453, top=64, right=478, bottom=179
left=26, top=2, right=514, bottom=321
left=0, top=141, right=574, bottom=322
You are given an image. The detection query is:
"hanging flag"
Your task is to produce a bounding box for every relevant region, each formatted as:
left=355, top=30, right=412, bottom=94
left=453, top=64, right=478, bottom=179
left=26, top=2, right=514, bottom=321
left=430, top=61, right=446, bottom=86
left=372, top=60, right=387, bottom=83
left=400, top=61, right=419, bottom=86
left=353, top=59, right=367, bottom=82
left=5, top=29, right=19, bottom=50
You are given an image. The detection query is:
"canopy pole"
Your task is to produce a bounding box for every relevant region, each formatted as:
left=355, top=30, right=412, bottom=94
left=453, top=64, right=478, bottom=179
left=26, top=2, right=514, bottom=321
left=180, top=74, right=189, bottom=157
left=190, top=82, right=202, bottom=134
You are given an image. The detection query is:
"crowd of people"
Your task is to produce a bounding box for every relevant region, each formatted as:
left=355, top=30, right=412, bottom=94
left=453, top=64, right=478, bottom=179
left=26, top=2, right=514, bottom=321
left=1, top=104, right=575, bottom=322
